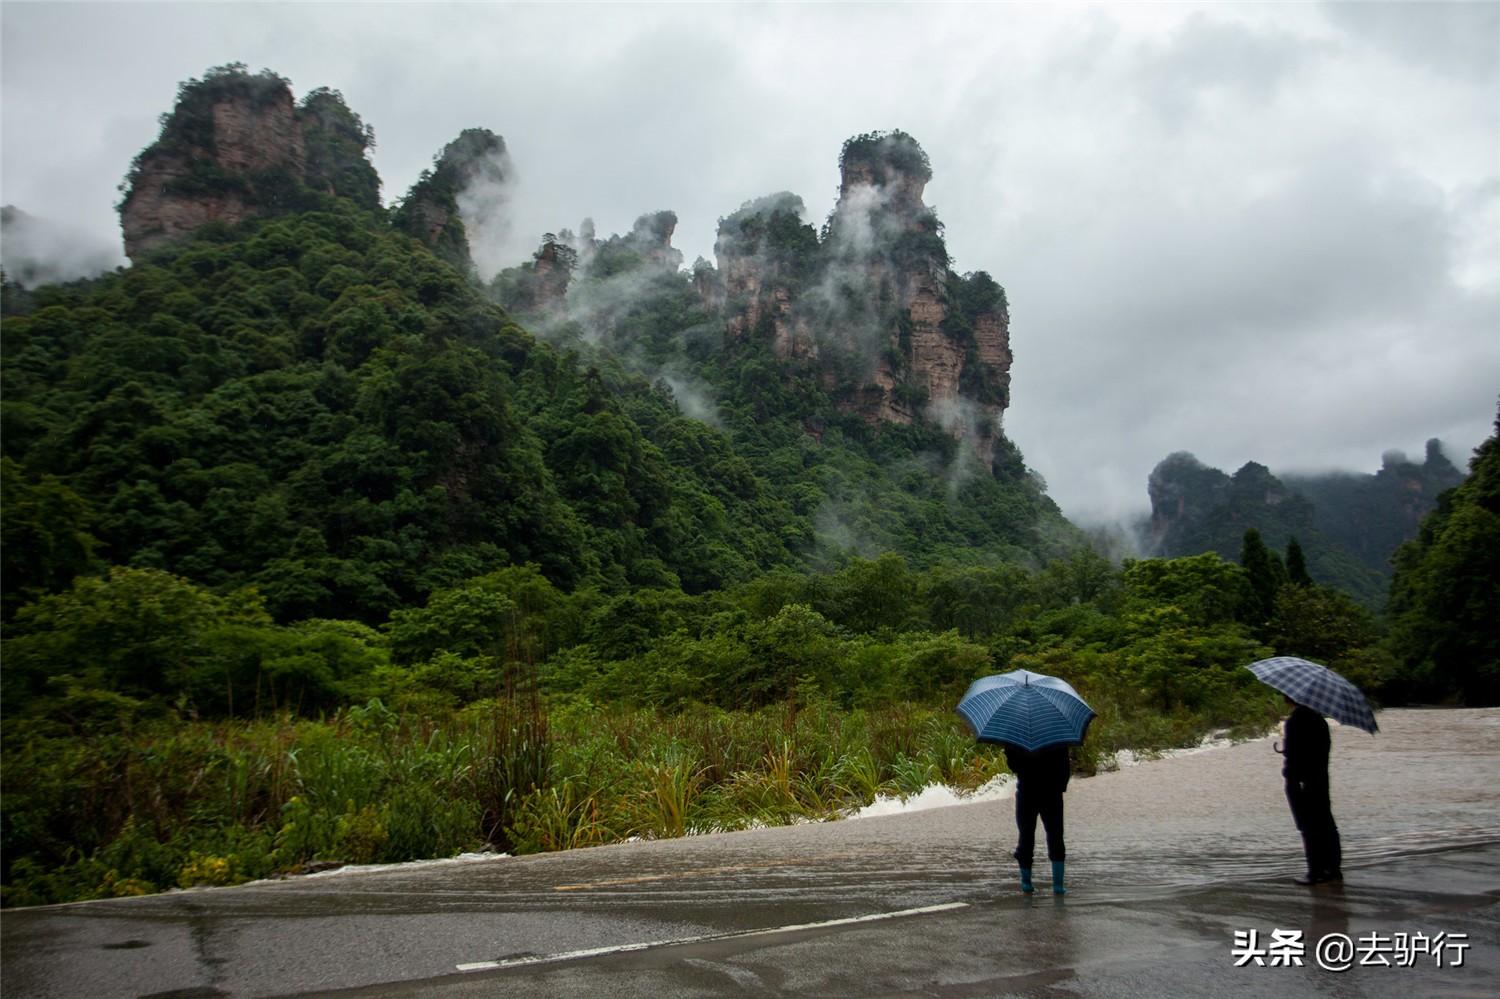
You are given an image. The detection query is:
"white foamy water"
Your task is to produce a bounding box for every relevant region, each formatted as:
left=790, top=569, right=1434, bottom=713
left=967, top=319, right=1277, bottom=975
left=1108, top=730, right=1235, bottom=769
left=850, top=729, right=1239, bottom=819
left=851, top=773, right=1017, bottom=819
left=237, top=850, right=506, bottom=888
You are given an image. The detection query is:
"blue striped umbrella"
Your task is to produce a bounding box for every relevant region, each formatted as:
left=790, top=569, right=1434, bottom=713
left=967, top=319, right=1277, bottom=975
left=955, top=670, right=1096, bottom=751
left=1247, top=656, right=1379, bottom=734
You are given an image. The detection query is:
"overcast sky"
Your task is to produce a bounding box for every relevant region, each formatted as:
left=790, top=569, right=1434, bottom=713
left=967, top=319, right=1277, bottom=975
left=3, top=1, right=1497, bottom=524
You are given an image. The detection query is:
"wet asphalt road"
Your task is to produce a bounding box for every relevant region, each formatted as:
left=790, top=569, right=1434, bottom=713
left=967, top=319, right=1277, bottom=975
left=3, top=708, right=1497, bottom=997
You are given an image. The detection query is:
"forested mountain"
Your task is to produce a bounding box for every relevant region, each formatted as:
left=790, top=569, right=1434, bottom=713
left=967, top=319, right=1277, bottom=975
left=2, top=66, right=1075, bottom=629
left=494, top=131, right=1016, bottom=474
left=1143, top=444, right=1464, bottom=605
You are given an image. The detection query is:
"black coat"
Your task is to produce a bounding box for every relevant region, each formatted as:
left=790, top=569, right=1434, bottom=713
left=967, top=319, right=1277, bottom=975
left=1282, top=704, right=1330, bottom=784
left=1004, top=743, right=1071, bottom=794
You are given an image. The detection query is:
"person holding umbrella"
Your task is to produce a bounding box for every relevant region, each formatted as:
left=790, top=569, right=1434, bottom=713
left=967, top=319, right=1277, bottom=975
left=1002, top=740, right=1072, bottom=894
left=1247, top=656, right=1379, bottom=886
left=1279, top=693, right=1341, bottom=885
left=956, top=669, right=1095, bottom=896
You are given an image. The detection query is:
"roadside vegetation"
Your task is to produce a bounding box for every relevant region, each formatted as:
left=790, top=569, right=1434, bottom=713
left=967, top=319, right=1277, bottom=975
left=9, top=547, right=1382, bottom=906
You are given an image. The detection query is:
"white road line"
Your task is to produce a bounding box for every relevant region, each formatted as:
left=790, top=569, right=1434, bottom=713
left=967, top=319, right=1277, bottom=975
left=455, top=901, right=969, bottom=972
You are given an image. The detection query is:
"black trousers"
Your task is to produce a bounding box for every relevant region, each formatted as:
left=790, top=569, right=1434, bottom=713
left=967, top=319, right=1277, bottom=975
left=1285, top=778, right=1341, bottom=876
left=1012, top=785, right=1065, bottom=868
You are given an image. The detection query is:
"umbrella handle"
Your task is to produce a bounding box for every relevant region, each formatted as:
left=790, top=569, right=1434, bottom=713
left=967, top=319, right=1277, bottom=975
left=1272, top=740, right=1284, bottom=755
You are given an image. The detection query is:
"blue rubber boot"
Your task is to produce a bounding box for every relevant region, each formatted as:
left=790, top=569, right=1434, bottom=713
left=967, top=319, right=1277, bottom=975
left=1051, top=861, right=1067, bottom=895
left=1018, top=867, right=1034, bottom=893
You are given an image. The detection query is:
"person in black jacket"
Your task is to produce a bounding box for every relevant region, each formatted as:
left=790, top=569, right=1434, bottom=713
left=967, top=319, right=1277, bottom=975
left=1003, top=742, right=1071, bottom=894
left=1278, top=694, right=1342, bottom=885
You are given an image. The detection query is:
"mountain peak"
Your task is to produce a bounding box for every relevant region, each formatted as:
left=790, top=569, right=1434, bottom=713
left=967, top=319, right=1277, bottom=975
left=707, top=131, right=1010, bottom=466
left=837, top=130, right=932, bottom=209
left=117, top=64, right=379, bottom=261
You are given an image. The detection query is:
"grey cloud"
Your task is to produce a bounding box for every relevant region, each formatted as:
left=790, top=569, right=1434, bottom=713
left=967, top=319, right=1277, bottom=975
left=1323, top=1, right=1500, bottom=82
left=1135, top=13, right=1315, bottom=125
left=1089, top=145, right=1451, bottom=336
left=1001, top=134, right=1496, bottom=522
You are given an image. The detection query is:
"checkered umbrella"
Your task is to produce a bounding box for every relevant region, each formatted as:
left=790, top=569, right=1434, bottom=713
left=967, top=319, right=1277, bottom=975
left=956, top=669, right=1096, bottom=751
left=1247, top=656, right=1379, bottom=734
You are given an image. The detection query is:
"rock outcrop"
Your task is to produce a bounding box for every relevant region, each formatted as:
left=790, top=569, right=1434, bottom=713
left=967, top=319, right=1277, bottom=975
left=705, top=131, right=1013, bottom=467
left=528, top=239, right=576, bottom=312
left=624, top=211, right=684, bottom=271
left=118, top=65, right=379, bottom=261
left=491, top=234, right=576, bottom=316
left=713, top=192, right=818, bottom=359
left=479, top=131, right=1012, bottom=470
left=489, top=210, right=689, bottom=340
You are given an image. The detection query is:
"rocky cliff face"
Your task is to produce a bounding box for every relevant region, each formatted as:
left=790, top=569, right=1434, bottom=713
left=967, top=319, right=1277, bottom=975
left=706, top=133, right=1013, bottom=466
left=119, top=66, right=378, bottom=261
left=120, top=81, right=303, bottom=260
left=713, top=192, right=817, bottom=359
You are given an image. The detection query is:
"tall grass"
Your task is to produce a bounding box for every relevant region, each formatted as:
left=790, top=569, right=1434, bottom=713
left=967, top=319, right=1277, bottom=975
left=2, top=693, right=1263, bottom=907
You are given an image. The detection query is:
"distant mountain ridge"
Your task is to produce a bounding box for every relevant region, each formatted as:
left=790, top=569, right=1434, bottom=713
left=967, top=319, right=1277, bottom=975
left=1144, top=442, right=1464, bottom=604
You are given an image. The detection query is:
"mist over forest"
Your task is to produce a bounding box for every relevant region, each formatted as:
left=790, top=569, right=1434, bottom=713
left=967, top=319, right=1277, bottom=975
left=6, top=2, right=1497, bottom=524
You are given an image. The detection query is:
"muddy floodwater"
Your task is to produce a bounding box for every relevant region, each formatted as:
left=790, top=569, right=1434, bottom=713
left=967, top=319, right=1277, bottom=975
left=4, top=708, right=1497, bottom=997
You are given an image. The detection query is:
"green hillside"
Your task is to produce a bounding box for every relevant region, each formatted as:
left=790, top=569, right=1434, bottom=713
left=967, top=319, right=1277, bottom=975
left=2, top=206, right=800, bottom=621
left=2, top=194, right=1074, bottom=624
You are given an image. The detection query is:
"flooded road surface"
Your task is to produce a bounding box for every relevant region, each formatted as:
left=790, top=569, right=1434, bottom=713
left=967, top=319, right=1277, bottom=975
left=4, top=708, right=1497, bottom=997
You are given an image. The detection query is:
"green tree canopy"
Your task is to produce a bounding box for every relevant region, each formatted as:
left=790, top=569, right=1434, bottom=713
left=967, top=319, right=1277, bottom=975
left=1386, top=411, right=1500, bottom=704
